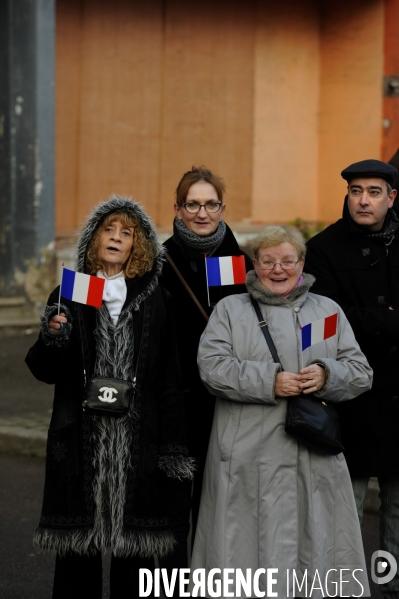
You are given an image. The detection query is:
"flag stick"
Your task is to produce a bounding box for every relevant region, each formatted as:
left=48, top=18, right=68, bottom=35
left=58, top=263, right=64, bottom=315
left=204, top=255, right=211, bottom=307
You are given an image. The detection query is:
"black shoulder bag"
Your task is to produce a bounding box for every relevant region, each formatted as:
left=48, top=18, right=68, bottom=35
left=80, top=302, right=146, bottom=417
left=250, top=296, right=344, bottom=456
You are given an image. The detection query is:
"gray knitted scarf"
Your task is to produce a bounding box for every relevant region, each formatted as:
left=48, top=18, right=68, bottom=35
left=174, top=217, right=226, bottom=256
left=246, top=270, right=315, bottom=306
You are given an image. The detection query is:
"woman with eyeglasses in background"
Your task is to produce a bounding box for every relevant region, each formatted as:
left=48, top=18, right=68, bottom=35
left=160, top=166, right=253, bottom=548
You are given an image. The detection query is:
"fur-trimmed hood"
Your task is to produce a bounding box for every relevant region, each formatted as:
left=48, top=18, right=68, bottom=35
left=76, top=195, right=163, bottom=274
left=28, top=197, right=194, bottom=559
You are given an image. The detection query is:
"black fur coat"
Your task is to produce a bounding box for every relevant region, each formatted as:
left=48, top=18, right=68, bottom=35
left=25, top=197, right=194, bottom=557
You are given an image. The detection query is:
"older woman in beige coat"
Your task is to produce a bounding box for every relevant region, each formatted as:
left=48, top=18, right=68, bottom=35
left=191, top=226, right=372, bottom=599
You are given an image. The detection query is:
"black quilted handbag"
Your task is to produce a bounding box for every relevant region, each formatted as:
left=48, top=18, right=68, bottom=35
left=250, top=296, right=344, bottom=456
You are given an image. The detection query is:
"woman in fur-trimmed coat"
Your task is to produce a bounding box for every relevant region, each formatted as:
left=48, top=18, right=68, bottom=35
left=26, top=197, right=194, bottom=599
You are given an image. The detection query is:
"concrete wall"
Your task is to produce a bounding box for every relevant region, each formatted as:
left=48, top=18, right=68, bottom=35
left=56, top=0, right=256, bottom=234
left=382, top=0, right=399, bottom=162
left=56, top=0, right=164, bottom=237
left=252, top=0, right=320, bottom=224
left=157, top=0, right=255, bottom=227
left=252, top=0, right=384, bottom=225
left=318, top=0, right=384, bottom=222
left=55, top=0, right=386, bottom=234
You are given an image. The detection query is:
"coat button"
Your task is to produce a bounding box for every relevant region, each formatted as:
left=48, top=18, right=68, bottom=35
left=294, top=307, right=300, bottom=313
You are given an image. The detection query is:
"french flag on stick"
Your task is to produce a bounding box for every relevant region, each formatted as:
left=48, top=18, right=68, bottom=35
left=60, top=268, right=105, bottom=308
left=205, top=256, right=246, bottom=287
left=301, top=313, right=338, bottom=351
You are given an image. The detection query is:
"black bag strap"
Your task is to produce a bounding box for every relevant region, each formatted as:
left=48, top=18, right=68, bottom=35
left=250, top=295, right=283, bottom=370
left=131, top=300, right=146, bottom=390
left=78, top=300, right=146, bottom=387
left=164, top=250, right=209, bottom=322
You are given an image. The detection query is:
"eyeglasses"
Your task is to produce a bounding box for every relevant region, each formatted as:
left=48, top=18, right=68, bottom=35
left=182, top=202, right=223, bottom=214
left=257, top=259, right=300, bottom=271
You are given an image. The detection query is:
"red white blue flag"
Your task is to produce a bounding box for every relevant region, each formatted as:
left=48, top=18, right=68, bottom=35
left=205, top=256, right=246, bottom=287
left=301, top=313, right=338, bottom=351
left=60, top=268, right=105, bottom=308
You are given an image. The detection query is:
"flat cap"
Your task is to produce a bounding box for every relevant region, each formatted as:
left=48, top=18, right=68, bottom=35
left=341, top=159, right=397, bottom=188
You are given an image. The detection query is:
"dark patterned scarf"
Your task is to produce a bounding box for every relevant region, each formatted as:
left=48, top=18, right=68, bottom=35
left=173, top=216, right=226, bottom=256
left=366, top=208, right=399, bottom=246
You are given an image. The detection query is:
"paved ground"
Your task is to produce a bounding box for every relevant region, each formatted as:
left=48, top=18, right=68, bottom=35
left=0, top=456, right=112, bottom=599
left=0, top=455, right=382, bottom=599
left=0, top=329, right=51, bottom=457
left=0, top=330, right=385, bottom=598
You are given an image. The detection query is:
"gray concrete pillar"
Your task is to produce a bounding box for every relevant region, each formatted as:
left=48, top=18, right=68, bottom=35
left=0, top=0, right=55, bottom=304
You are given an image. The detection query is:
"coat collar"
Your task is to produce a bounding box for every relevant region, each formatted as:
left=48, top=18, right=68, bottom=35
left=246, top=271, right=315, bottom=308
left=122, top=262, right=161, bottom=311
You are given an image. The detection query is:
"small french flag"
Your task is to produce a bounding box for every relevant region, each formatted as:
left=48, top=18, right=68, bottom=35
left=301, top=313, right=338, bottom=351
left=205, top=256, right=246, bottom=287
left=60, top=268, right=105, bottom=308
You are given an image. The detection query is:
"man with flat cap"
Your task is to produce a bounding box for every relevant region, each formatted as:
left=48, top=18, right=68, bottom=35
left=306, top=159, right=399, bottom=598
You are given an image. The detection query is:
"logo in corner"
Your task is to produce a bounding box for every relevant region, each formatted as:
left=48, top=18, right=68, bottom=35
left=371, top=550, right=397, bottom=585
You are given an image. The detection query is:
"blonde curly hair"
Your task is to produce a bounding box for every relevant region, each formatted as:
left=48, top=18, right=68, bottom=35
left=85, top=210, right=157, bottom=278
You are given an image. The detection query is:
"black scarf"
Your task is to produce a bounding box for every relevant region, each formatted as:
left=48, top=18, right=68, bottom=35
left=343, top=197, right=399, bottom=247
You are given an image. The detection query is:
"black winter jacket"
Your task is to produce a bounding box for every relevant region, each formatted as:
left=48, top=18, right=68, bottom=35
left=159, top=224, right=253, bottom=459
left=305, top=200, right=399, bottom=476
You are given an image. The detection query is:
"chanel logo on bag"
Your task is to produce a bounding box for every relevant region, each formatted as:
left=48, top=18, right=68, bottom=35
left=84, top=377, right=133, bottom=415
left=98, top=387, right=118, bottom=403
